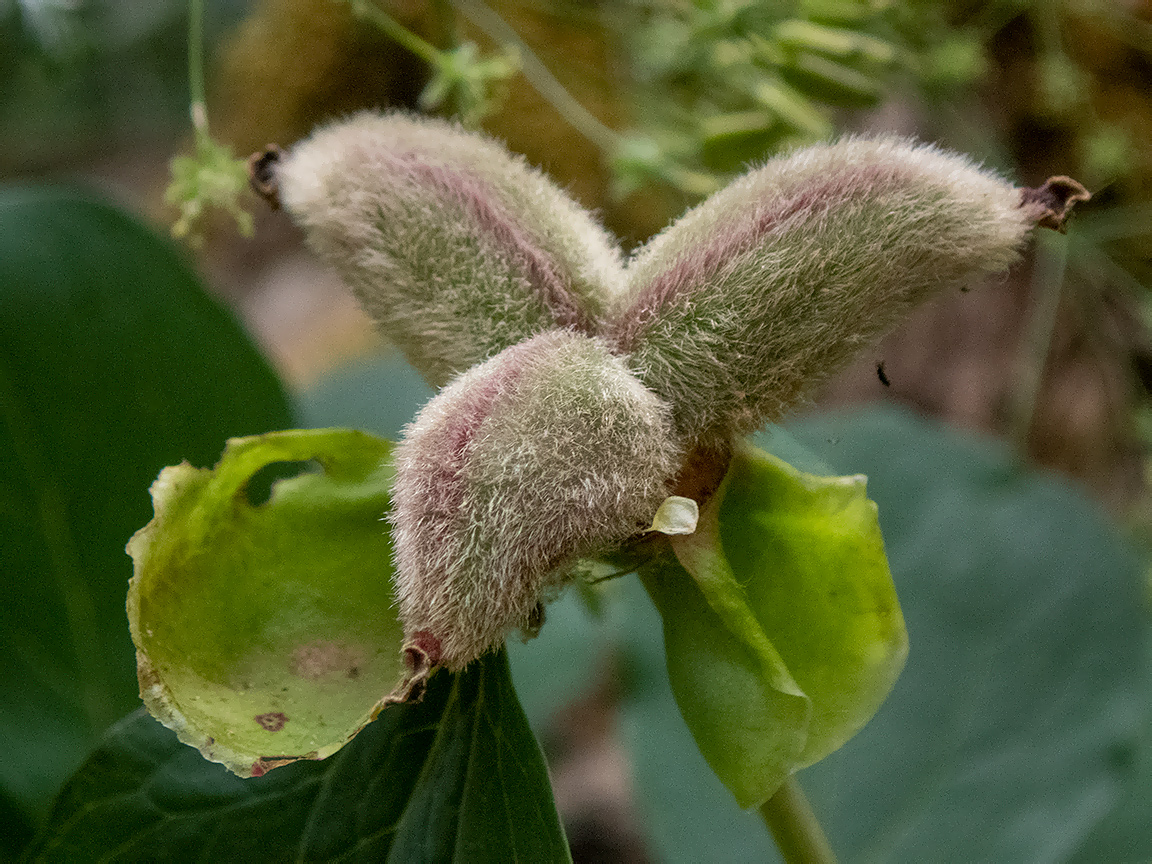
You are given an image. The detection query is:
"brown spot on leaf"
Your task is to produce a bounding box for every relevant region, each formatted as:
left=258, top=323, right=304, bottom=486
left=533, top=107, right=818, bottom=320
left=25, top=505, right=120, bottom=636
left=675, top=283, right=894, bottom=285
left=290, top=640, right=365, bottom=681
left=254, top=712, right=288, bottom=732
left=1020, top=176, right=1090, bottom=233
left=247, top=146, right=283, bottom=209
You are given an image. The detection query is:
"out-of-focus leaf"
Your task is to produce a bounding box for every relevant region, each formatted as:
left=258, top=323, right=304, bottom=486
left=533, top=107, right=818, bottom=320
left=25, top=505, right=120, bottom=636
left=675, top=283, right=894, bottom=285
left=790, top=409, right=1147, bottom=862
left=1066, top=652, right=1152, bottom=863
left=26, top=650, right=570, bottom=863
left=0, top=185, right=292, bottom=826
left=296, top=351, right=433, bottom=441
left=127, top=428, right=402, bottom=778
left=623, top=407, right=1148, bottom=863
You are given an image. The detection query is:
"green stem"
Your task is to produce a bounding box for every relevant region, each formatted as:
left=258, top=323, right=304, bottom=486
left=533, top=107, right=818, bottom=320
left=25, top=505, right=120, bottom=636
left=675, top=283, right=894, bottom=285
left=1009, top=230, right=1068, bottom=453
left=187, top=0, right=208, bottom=137
left=452, top=0, right=623, bottom=154
left=348, top=0, right=446, bottom=66
left=759, top=776, right=838, bottom=864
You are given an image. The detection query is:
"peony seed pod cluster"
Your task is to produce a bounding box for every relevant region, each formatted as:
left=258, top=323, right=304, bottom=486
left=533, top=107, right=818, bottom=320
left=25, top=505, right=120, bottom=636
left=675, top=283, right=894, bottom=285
left=254, top=111, right=1087, bottom=677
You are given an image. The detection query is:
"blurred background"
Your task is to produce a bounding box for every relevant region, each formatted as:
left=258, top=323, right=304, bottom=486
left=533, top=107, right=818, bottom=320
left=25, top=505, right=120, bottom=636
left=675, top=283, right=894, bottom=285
left=7, top=0, right=1151, bottom=502
left=3, top=0, right=1151, bottom=860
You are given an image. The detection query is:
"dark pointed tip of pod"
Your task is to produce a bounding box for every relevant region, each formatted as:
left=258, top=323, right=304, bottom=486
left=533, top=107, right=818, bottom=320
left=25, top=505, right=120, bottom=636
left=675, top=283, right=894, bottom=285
left=1021, top=176, right=1091, bottom=233
left=382, top=630, right=442, bottom=707
left=248, top=145, right=284, bottom=210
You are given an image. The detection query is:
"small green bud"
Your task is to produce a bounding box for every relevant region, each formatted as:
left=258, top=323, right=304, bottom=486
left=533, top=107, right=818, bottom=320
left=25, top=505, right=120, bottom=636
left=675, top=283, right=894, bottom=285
left=390, top=329, right=681, bottom=671
left=612, top=136, right=1088, bottom=447
left=272, top=111, right=626, bottom=387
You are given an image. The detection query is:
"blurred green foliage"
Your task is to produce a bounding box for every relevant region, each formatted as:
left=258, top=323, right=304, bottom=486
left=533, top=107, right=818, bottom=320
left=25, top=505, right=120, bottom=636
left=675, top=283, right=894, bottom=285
left=0, top=185, right=292, bottom=855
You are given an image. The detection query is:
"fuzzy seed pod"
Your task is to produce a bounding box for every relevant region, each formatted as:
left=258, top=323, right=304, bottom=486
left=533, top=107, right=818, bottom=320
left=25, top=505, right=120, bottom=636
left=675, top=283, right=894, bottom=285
left=274, top=111, right=626, bottom=387
left=610, top=136, right=1085, bottom=447
left=390, top=329, right=681, bottom=671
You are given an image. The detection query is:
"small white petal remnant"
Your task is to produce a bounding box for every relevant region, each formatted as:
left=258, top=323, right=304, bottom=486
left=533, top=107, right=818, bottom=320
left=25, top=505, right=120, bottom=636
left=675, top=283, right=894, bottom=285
left=650, top=496, right=699, bottom=535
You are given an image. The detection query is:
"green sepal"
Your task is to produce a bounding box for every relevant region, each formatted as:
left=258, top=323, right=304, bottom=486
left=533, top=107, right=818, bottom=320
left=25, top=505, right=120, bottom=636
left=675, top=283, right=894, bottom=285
left=638, top=547, right=811, bottom=809
left=643, top=439, right=907, bottom=807
left=126, top=428, right=404, bottom=778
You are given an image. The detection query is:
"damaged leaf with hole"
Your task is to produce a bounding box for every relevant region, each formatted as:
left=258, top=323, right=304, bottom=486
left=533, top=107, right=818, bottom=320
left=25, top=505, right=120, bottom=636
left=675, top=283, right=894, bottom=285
left=126, top=428, right=404, bottom=778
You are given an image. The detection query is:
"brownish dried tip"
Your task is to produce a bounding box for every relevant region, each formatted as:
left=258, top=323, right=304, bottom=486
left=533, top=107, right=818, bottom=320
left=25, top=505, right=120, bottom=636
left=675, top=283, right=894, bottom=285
left=383, top=630, right=442, bottom=706
left=248, top=145, right=283, bottom=210
left=250, top=753, right=312, bottom=777
left=522, top=601, right=546, bottom=641
left=1020, top=176, right=1091, bottom=233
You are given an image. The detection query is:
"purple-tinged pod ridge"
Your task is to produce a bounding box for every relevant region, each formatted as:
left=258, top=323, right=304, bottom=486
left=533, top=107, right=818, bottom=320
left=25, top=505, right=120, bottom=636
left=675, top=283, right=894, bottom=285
left=389, top=329, right=681, bottom=672
left=272, top=111, right=626, bottom=387
left=611, top=136, right=1088, bottom=447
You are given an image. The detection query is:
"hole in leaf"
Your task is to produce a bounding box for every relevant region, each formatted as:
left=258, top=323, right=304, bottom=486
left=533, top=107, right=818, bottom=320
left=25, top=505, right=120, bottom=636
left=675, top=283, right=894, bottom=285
left=244, top=460, right=322, bottom=506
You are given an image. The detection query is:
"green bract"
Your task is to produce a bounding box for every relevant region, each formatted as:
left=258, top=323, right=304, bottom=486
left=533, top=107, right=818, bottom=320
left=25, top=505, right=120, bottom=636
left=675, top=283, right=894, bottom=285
left=642, top=440, right=906, bottom=807
left=126, top=428, right=403, bottom=778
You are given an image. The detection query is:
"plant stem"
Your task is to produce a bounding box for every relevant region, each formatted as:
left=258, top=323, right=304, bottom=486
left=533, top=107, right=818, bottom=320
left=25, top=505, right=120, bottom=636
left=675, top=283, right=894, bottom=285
left=348, top=0, right=446, bottom=66
left=187, top=0, right=209, bottom=137
left=1009, top=229, right=1068, bottom=454
left=760, top=776, right=838, bottom=864
left=452, top=0, right=623, bottom=154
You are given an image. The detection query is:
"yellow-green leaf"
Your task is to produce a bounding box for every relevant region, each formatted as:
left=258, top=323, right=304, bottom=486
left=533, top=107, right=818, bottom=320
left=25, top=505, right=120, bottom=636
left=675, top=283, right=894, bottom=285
left=645, top=439, right=906, bottom=807
left=126, top=428, right=403, bottom=778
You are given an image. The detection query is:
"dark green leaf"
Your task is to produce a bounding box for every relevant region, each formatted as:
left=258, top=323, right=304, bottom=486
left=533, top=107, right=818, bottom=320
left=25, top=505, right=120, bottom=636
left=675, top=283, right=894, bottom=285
left=1067, top=670, right=1152, bottom=862
left=27, top=650, right=570, bottom=863
left=623, top=407, right=1148, bottom=862
left=0, top=185, right=292, bottom=825
left=790, top=408, right=1147, bottom=862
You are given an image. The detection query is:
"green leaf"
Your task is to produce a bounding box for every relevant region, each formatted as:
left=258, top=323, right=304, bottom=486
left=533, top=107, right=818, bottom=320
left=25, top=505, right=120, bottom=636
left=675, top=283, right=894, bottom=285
left=1066, top=665, right=1152, bottom=862
left=623, top=407, right=1148, bottom=862
left=127, top=428, right=403, bottom=777
left=617, top=568, right=779, bottom=862
left=27, top=650, right=571, bottom=863
left=0, top=185, right=292, bottom=826
left=642, top=438, right=906, bottom=808
left=717, top=441, right=907, bottom=768
left=639, top=547, right=811, bottom=810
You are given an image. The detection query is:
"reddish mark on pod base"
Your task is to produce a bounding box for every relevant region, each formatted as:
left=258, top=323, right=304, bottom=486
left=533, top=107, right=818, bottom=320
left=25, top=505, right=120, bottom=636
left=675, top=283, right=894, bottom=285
left=254, top=712, right=288, bottom=732
left=406, top=630, right=442, bottom=671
